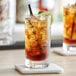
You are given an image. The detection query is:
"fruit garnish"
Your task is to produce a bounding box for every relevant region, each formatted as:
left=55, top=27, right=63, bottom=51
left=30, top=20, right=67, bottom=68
left=38, top=11, right=54, bottom=24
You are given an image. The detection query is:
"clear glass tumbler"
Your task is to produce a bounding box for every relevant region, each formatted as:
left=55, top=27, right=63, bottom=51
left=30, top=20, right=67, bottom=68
left=24, top=15, right=51, bottom=69
left=0, top=0, right=15, bottom=45
left=0, top=0, right=14, bottom=46
left=63, top=0, right=76, bottom=51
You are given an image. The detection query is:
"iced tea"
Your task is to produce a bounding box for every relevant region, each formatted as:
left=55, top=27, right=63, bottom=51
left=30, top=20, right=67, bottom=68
left=63, top=4, right=76, bottom=44
left=25, top=15, right=49, bottom=61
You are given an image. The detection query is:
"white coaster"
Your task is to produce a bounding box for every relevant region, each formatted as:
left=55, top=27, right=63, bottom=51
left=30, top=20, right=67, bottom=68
left=15, top=63, right=64, bottom=74
left=53, top=48, right=76, bottom=56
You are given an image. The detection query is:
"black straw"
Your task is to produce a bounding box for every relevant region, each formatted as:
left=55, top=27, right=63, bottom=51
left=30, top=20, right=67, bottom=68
left=71, top=13, right=76, bottom=39
left=28, top=4, right=33, bottom=15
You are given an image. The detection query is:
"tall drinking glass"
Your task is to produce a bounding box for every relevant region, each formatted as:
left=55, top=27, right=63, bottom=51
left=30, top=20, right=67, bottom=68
left=63, top=1, right=76, bottom=52
left=0, top=0, right=15, bottom=45
left=25, top=15, right=51, bottom=69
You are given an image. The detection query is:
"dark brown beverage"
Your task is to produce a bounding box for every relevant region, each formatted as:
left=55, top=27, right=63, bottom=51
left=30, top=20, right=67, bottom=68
left=25, top=18, right=48, bottom=61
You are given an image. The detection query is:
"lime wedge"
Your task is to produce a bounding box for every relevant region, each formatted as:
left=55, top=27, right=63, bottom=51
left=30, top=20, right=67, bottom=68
left=38, top=11, right=54, bottom=24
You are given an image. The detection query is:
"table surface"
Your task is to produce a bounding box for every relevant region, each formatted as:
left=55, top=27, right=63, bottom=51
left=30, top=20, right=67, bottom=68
left=0, top=47, right=76, bottom=76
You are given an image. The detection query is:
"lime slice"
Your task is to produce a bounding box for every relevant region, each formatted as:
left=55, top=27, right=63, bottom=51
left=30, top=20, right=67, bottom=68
left=38, top=11, right=54, bottom=24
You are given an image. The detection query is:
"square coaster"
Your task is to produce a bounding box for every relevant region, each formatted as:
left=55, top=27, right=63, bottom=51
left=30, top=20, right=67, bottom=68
left=15, top=63, right=64, bottom=74
left=53, top=48, right=76, bottom=56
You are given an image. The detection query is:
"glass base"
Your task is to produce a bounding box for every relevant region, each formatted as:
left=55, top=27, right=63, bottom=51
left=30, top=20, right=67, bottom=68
left=0, top=37, right=15, bottom=46
left=63, top=43, right=76, bottom=52
left=25, top=58, right=49, bottom=69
